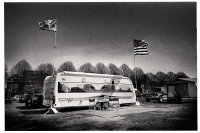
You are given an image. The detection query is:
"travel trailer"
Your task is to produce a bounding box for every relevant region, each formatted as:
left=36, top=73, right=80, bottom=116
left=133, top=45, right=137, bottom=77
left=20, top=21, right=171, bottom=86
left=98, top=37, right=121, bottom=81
left=43, top=71, right=136, bottom=108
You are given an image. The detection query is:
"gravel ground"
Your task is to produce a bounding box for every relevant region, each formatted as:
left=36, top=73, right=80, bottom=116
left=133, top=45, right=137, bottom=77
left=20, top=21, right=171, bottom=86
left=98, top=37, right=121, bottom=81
left=5, top=97, right=197, bottom=131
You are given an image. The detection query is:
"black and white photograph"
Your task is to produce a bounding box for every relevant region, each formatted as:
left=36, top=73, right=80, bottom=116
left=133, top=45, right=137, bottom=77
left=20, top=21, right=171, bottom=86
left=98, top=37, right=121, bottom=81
left=4, top=2, right=197, bottom=131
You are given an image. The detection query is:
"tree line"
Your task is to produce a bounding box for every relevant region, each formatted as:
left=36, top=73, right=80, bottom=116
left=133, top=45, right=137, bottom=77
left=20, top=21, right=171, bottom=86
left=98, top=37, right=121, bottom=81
left=5, top=59, right=189, bottom=92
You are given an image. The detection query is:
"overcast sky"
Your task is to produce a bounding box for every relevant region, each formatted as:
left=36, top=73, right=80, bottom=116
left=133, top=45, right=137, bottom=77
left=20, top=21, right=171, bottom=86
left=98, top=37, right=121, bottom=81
left=4, top=2, right=197, bottom=77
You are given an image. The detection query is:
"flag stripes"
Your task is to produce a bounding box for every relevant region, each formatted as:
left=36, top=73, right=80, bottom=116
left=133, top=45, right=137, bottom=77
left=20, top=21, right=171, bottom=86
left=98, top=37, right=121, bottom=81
left=134, top=46, right=148, bottom=50
left=134, top=52, right=149, bottom=55
left=133, top=39, right=149, bottom=55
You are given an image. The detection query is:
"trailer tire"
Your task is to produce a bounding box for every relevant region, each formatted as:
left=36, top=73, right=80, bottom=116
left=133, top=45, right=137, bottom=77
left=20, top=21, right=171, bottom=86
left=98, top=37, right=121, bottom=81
left=146, top=98, right=150, bottom=102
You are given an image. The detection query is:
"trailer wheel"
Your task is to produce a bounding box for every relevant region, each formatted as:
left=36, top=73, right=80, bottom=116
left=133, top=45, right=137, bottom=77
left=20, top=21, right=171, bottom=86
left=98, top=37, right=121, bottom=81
left=146, top=98, right=150, bottom=102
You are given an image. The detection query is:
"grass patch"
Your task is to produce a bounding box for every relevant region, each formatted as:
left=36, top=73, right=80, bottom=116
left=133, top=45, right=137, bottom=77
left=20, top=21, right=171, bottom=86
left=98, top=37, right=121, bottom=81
left=5, top=102, right=197, bottom=131
left=119, top=106, right=197, bottom=130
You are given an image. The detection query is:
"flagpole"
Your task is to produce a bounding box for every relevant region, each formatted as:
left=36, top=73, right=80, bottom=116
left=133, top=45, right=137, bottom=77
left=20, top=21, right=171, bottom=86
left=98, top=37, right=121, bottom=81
left=133, top=39, right=137, bottom=102
left=50, top=29, right=57, bottom=108
left=133, top=40, right=137, bottom=89
left=39, top=18, right=58, bottom=112
left=134, top=54, right=137, bottom=89
left=53, top=31, right=56, bottom=76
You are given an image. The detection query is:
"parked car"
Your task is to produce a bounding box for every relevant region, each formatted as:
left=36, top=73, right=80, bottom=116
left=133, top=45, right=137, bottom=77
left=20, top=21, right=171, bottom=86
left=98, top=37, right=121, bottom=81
left=141, top=92, right=148, bottom=97
left=145, top=87, right=167, bottom=102
left=26, top=87, right=43, bottom=107
left=12, top=95, right=21, bottom=102
left=5, top=95, right=12, bottom=103
left=19, top=94, right=27, bottom=103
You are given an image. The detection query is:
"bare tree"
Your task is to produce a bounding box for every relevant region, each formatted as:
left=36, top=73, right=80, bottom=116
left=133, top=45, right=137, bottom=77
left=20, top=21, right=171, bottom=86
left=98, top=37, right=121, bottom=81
left=176, top=72, right=189, bottom=78
left=5, top=64, right=8, bottom=87
left=119, top=64, right=132, bottom=78
left=95, top=62, right=108, bottom=74
left=146, top=72, right=157, bottom=91
left=141, top=74, right=150, bottom=92
left=133, top=67, right=145, bottom=79
left=78, top=63, right=96, bottom=73
left=131, top=67, right=145, bottom=91
left=10, top=59, right=32, bottom=77
left=107, top=63, right=120, bottom=75
left=58, top=61, right=76, bottom=72
left=36, top=63, right=56, bottom=76
left=167, top=71, right=177, bottom=82
left=156, top=71, right=169, bottom=86
left=147, top=72, right=157, bottom=81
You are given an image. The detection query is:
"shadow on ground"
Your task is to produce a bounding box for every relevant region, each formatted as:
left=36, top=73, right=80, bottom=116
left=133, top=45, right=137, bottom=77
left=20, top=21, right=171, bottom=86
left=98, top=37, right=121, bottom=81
left=59, top=107, right=90, bottom=112
left=18, top=106, right=90, bottom=115
left=19, top=109, right=47, bottom=115
left=16, top=105, right=46, bottom=110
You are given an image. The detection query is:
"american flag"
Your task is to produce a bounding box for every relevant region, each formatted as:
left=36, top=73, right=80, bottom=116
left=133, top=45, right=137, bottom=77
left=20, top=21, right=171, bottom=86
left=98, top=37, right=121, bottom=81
left=38, top=19, right=57, bottom=32
left=133, top=39, right=148, bottom=47
left=133, top=39, right=149, bottom=55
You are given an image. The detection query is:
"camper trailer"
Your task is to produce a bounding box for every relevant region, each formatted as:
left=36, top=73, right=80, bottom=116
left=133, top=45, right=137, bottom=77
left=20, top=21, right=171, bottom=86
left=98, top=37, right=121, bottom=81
left=43, top=71, right=136, bottom=108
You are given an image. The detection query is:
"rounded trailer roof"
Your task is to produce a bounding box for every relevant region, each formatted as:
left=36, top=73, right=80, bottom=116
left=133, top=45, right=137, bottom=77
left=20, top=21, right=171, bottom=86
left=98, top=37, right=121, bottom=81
left=58, top=71, right=124, bottom=79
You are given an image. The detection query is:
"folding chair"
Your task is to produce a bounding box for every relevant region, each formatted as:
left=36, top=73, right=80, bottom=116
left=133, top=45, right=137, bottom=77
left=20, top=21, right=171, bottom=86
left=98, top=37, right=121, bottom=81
left=95, top=102, right=101, bottom=110
left=109, top=97, right=120, bottom=110
left=89, top=99, right=96, bottom=110
left=102, top=96, right=109, bottom=110
left=102, top=101, right=109, bottom=110
left=95, top=97, right=104, bottom=110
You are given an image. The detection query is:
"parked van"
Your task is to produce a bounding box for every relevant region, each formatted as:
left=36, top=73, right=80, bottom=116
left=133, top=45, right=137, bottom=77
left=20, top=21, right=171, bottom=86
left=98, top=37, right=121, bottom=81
left=43, top=71, right=136, bottom=108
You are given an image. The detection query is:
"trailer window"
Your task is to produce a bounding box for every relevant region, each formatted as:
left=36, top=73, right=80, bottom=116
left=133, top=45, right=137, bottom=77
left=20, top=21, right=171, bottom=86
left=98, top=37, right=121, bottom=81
left=58, top=82, right=132, bottom=93
left=58, top=82, right=99, bottom=93
left=58, top=82, right=71, bottom=93
left=118, top=84, right=133, bottom=92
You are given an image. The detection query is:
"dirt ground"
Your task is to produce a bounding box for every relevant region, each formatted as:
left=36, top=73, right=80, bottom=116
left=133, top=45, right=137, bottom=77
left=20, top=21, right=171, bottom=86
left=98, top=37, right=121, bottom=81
left=5, top=97, right=197, bottom=131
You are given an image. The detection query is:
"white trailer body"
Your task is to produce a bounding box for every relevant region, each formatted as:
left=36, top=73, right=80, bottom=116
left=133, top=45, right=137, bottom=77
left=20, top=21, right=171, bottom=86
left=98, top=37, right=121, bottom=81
left=43, top=71, right=136, bottom=108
